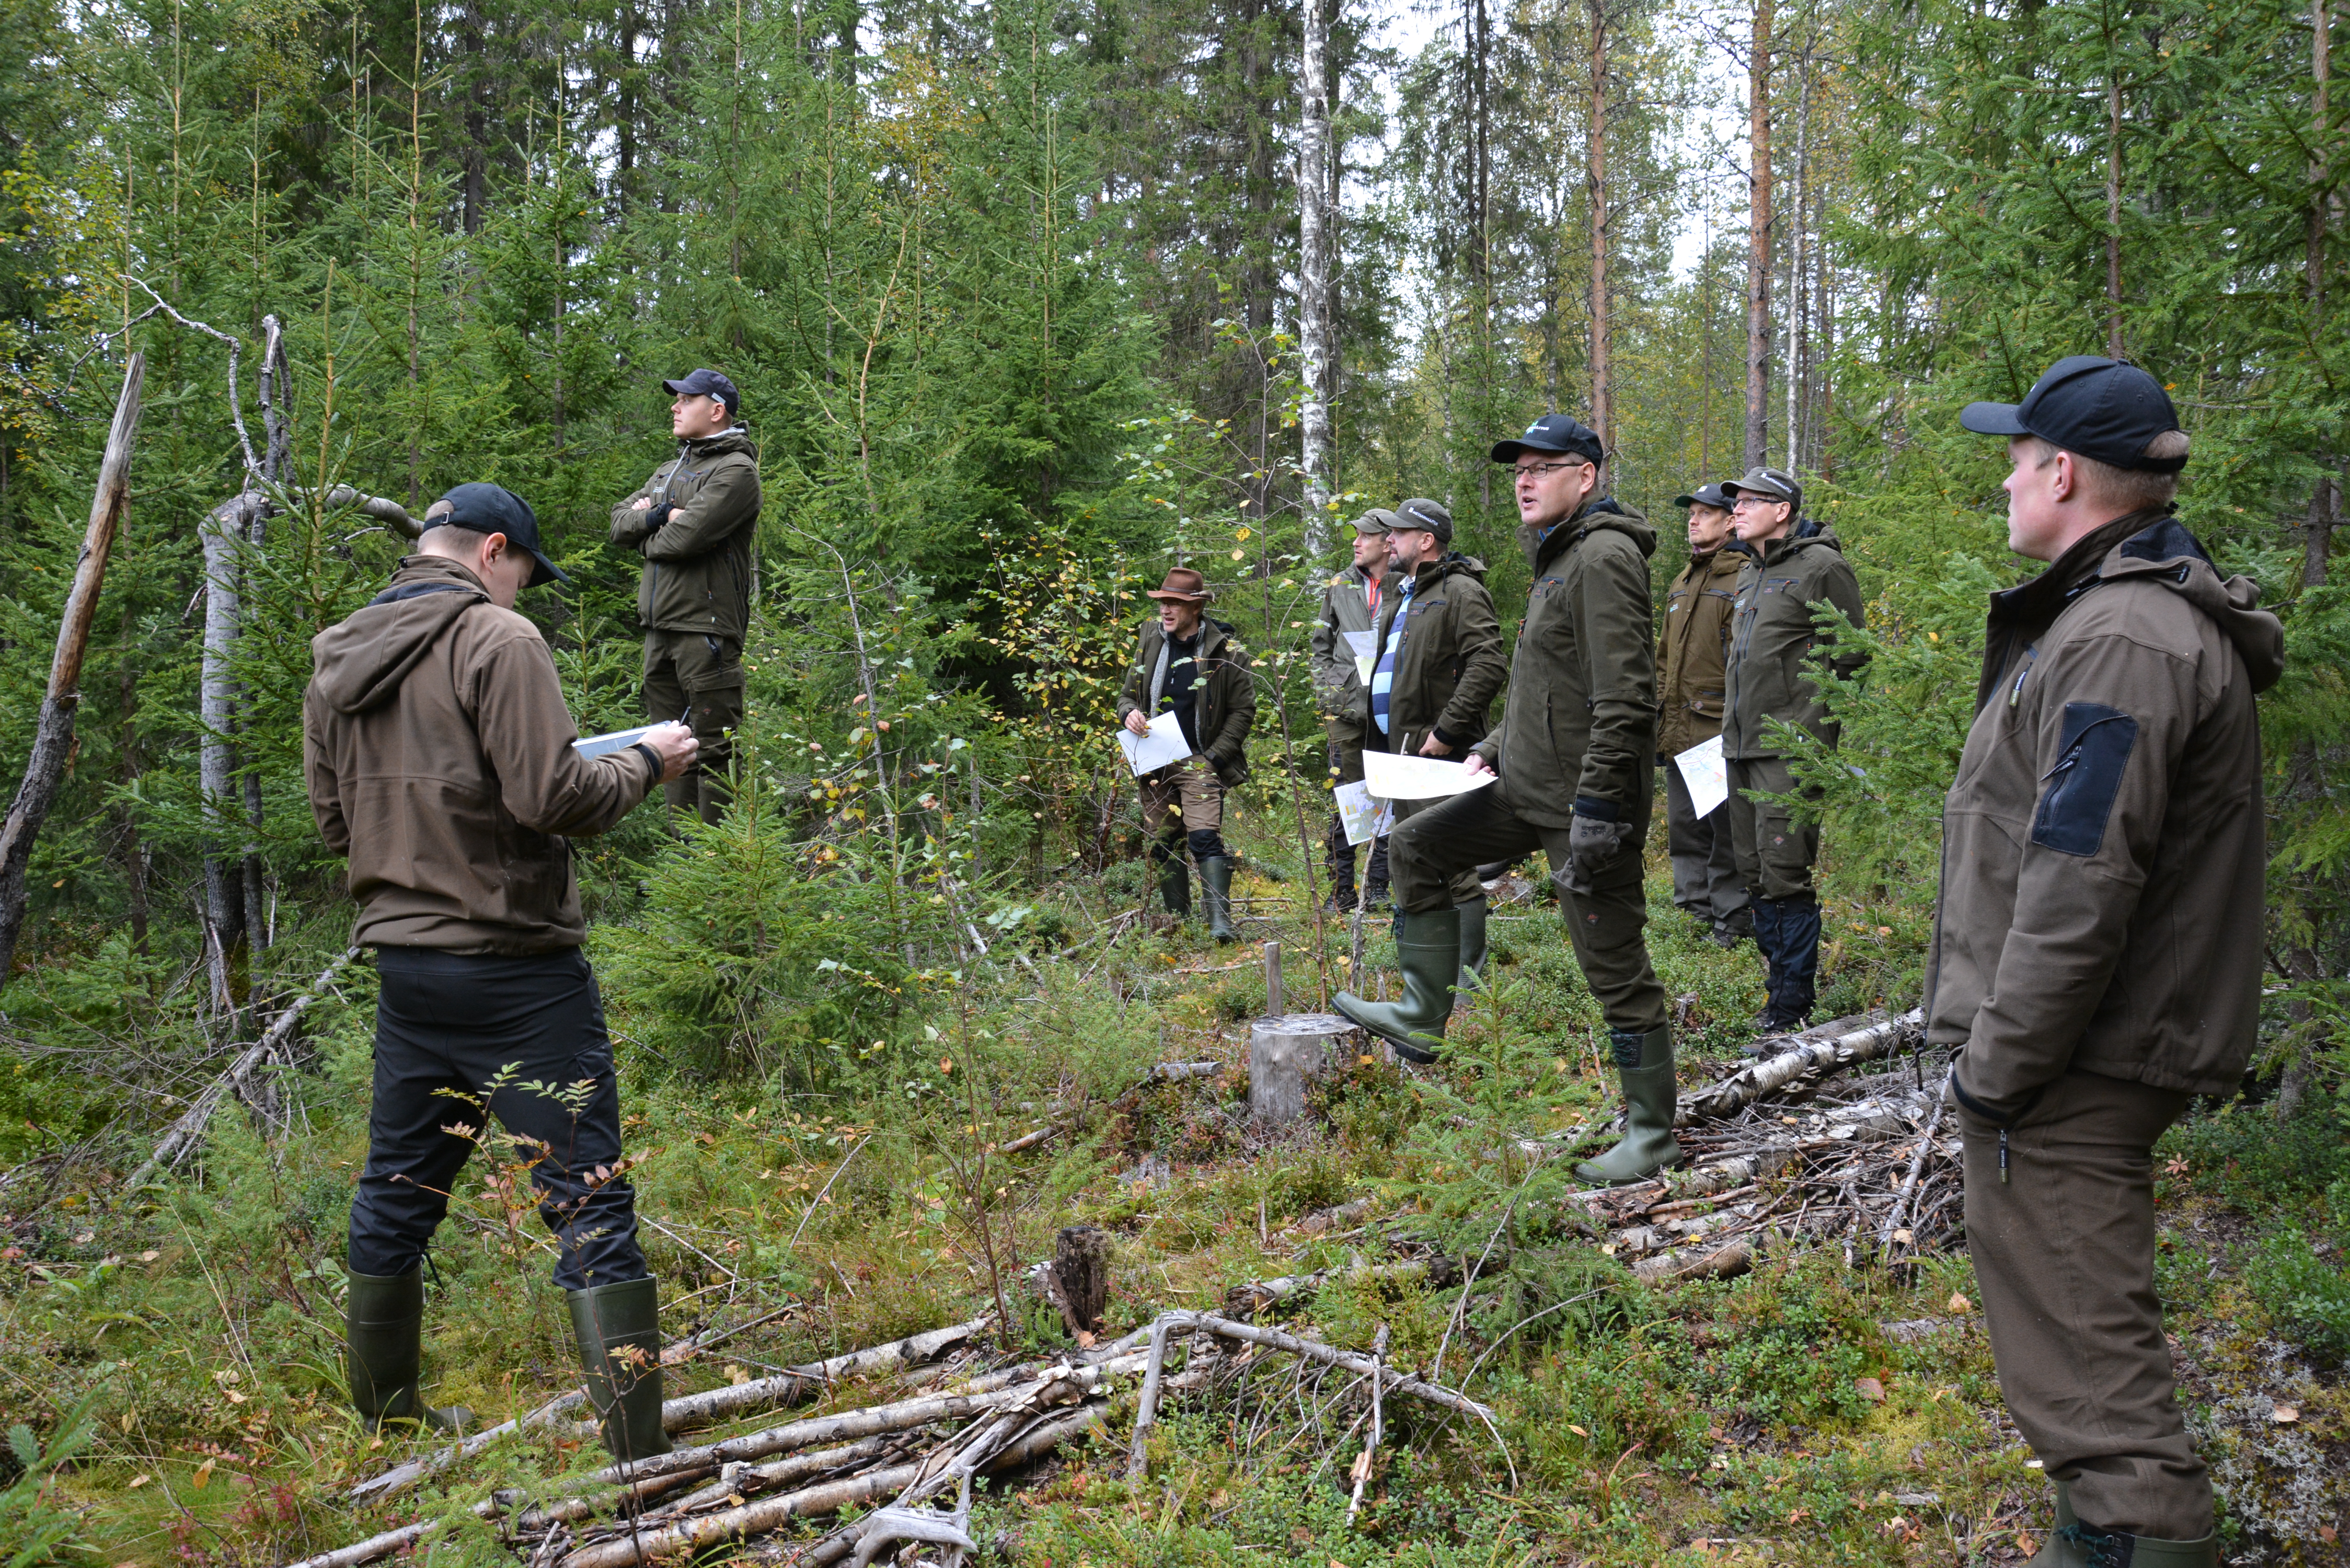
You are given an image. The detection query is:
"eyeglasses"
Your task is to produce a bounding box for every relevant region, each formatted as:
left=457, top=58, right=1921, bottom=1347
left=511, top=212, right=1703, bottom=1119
left=1514, top=461, right=1589, bottom=480
left=1730, top=494, right=1786, bottom=510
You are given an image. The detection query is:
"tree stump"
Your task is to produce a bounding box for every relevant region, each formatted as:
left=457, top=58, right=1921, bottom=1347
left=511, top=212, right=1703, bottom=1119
left=1250, top=1013, right=1352, bottom=1123
left=1049, top=1224, right=1112, bottom=1339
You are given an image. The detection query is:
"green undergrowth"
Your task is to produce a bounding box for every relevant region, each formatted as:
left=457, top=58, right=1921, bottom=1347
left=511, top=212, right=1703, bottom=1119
left=1, top=818, right=2343, bottom=1566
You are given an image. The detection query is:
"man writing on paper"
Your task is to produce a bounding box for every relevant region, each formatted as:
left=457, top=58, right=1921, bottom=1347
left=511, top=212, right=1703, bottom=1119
left=1360, top=497, right=1506, bottom=994
left=1310, top=510, right=1399, bottom=910
left=1658, top=481, right=1750, bottom=947
left=1718, top=466, right=1866, bottom=1043
left=1119, top=568, right=1256, bottom=942
left=609, top=367, right=761, bottom=825
left=303, top=484, right=696, bottom=1461
left=1936, top=358, right=2276, bottom=1566
left=1334, top=417, right=1677, bottom=1186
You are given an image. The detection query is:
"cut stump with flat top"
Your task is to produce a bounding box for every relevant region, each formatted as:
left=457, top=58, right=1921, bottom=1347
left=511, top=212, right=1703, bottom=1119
left=1250, top=1013, right=1352, bottom=1123
left=1050, top=1225, right=1112, bottom=1338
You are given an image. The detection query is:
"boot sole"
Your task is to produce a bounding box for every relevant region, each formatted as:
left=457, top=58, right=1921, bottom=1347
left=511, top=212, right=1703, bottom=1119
left=1333, top=997, right=1443, bottom=1063
left=1574, top=1149, right=1689, bottom=1186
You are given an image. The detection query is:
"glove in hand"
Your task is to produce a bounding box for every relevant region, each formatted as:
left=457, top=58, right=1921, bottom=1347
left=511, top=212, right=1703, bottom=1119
left=1559, top=811, right=1635, bottom=896
left=647, top=502, right=674, bottom=531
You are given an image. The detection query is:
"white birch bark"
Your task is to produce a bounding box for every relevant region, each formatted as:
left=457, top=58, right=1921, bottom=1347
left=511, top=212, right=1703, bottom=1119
left=1297, top=0, right=1335, bottom=555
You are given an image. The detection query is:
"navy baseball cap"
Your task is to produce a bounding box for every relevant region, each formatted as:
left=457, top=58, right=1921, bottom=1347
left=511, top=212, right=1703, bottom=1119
left=1960, top=356, right=2184, bottom=472
left=1492, top=413, right=1604, bottom=465
left=423, top=483, right=569, bottom=588
left=1674, top=482, right=1734, bottom=510
left=662, top=367, right=741, bottom=418
left=1396, top=497, right=1453, bottom=543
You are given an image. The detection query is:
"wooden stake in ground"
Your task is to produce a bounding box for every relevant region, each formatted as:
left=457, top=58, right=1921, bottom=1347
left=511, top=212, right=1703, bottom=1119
left=0, top=354, right=146, bottom=983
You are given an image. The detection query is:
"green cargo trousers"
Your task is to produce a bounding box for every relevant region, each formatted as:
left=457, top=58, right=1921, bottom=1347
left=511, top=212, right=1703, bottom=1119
left=642, top=629, right=743, bottom=825
left=1956, top=1068, right=2210, bottom=1540
left=1724, top=754, right=1819, bottom=901
left=1388, top=782, right=1666, bottom=1033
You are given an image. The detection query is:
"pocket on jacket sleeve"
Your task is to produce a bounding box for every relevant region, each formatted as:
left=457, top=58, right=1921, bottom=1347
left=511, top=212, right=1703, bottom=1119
left=2030, top=701, right=2139, bottom=856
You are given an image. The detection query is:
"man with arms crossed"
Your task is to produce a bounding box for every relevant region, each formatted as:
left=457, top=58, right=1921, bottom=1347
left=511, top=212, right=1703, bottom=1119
left=1940, top=356, right=2280, bottom=1566
left=305, top=485, right=696, bottom=1460
left=1334, top=416, right=1677, bottom=1185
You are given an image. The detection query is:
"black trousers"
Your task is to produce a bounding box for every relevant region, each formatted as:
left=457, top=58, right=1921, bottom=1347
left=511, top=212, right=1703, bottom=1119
left=350, top=948, right=649, bottom=1292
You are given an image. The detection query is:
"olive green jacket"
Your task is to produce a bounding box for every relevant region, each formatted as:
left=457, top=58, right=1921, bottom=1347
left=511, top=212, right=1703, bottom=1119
left=1720, top=522, right=1867, bottom=761
left=1926, top=512, right=2284, bottom=1110
left=1310, top=563, right=1393, bottom=740
left=1657, top=545, right=1746, bottom=759
left=609, top=429, right=762, bottom=639
left=1115, top=617, right=1257, bottom=785
left=1362, top=552, right=1506, bottom=758
left=1471, top=498, right=1659, bottom=828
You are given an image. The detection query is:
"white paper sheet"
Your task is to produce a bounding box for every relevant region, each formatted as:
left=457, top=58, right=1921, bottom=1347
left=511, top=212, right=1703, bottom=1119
left=572, top=722, right=662, bottom=759
left=1332, top=780, right=1383, bottom=846
left=1343, top=629, right=1378, bottom=685
left=1674, top=734, right=1730, bottom=818
left=1362, top=751, right=1499, bottom=801
left=1116, top=710, right=1192, bottom=778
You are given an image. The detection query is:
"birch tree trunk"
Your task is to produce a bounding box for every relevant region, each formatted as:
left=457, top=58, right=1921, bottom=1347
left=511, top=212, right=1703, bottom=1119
left=0, top=355, right=146, bottom=983
left=1744, top=0, right=1774, bottom=470
left=1586, top=0, right=1611, bottom=452
left=1297, top=0, right=1335, bottom=555
left=1784, top=40, right=1809, bottom=474
left=201, top=491, right=258, bottom=1021
left=2105, top=28, right=2126, bottom=357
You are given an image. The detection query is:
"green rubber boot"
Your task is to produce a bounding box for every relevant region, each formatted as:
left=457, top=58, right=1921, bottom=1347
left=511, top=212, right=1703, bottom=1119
left=1573, top=1027, right=1687, bottom=1184
left=2026, top=1480, right=2216, bottom=1567
left=1200, top=856, right=1240, bottom=944
left=345, top=1267, right=471, bottom=1433
left=1453, top=895, right=1489, bottom=1007
left=1333, top=907, right=1460, bottom=1063
left=1155, top=843, right=1191, bottom=922
left=568, top=1276, right=674, bottom=1463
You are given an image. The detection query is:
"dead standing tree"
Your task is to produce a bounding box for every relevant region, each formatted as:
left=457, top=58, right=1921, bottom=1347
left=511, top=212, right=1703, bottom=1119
left=0, top=355, right=147, bottom=984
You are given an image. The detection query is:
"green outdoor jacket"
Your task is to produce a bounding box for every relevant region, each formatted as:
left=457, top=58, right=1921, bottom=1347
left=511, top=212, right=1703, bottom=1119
left=1115, top=616, right=1257, bottom=785
left=1361, top=552, right=1506, bottom=758
left=1310, top=563, right=1393, bottom=740
left=609, top=428, right=762, bottom=639
left=1471, top=498, right=1659, bottom=829
left=1657, top=544, right=1746, bottom=759
left=1720, top=521, right=1867, bottom=761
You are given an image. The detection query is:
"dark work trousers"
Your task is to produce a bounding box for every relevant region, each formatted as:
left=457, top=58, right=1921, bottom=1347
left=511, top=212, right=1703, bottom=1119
left=1663, top=758, right=1745, bottom=925
left=643, top=629, right=742, bottom=824
left=350, top=948, right=650, bottom=1293
left=1388, top=783, right=1666, bottom=1033
left=1957, top=1069, right=2209, bottom=1540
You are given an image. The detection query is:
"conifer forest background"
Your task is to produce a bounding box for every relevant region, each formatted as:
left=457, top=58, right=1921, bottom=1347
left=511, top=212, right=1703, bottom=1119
left=2, top=0, right=2348, bottom=1561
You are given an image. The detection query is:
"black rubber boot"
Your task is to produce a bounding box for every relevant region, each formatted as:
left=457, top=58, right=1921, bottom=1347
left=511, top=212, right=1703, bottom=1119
left=1323, top=817, right=1359, bottom=912
left=1200, top=856, right=1240, bottom=944
left=1453, top=895, right=1489, bottom=1006
left=2027, top=1481, right=2217, bottom=1566
left=1333, top=907, right=1460, bottom=1062
left=568, top=1276, right=673, bottom=1463
left=1362, top=836, right=1392, bottom=910
left=1153, top=840, right=1191, bottom=921
left=1773, top=893, right=1823, bottom=1025
left=345, top=1267, right=471, bottom=1433
left=1573, top=1027, right=1686, bottom=1184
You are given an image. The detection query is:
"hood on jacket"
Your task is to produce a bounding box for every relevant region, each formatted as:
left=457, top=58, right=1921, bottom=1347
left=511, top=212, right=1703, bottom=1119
left=1983, top=511, right=2285, bottom=700
left=1525, top=497, right=1656, bottom=573
left=1757, top=518, right=1845, bottom=561
left=679, top=427, right=758, bottom=460
left=309, top=556, right=491, bottom=716
left=1412, top=550, right=1490, bottom=585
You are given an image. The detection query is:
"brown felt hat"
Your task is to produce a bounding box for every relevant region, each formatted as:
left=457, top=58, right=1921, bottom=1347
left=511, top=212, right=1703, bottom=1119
left=1145, top=567, right=1214, bottom=603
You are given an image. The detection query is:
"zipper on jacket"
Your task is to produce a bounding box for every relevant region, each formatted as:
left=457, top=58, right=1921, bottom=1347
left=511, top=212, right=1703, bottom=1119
left=1998, top=1128, right=2010, bottom=1184
left=2008, top=646, right=2038, bottom=708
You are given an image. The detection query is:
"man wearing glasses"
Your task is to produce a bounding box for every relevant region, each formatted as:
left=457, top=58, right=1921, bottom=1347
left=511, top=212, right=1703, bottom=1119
left=1718, top=466, right=1867, bottom=1045
left=1334, top=414, right=1678, bottom=1186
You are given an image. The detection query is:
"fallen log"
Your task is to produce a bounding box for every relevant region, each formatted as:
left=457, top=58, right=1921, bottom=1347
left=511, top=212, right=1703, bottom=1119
left=1631, top=1238, right=1755, bottom=1286
left=348, top=1312, right=993, bottom=1502
left=1675, top=1008, right=1925, bottom=1126
left=126, top=946, right=361, bottom=1189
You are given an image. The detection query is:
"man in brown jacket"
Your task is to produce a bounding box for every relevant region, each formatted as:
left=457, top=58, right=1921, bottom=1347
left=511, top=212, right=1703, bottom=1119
left=1938, top=357, right=2282, bottom=1567
left=1657, top=482, right=1748, bottom=945
left=1333, top=416, right=1675, bottom=1186
left=1118, top=568, right=1256, bottom=941
left=611, top=368, right=761, bottom=824
left=305, top=483, right=696, bottom=1462
left=1363, top=497, right=1507, bottom=985
left=1311, top=511, right=1397, bottom=909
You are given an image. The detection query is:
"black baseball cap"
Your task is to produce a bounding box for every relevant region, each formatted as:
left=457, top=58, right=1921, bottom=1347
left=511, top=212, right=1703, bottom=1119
left=1674, top=482, right=1734, bottom=510
left=1492, top=413, right=1604, bottom=465
left=1395, top=497, right=1453, bottom=544
left=1722, top=465, right=1802, bottom=514
left=423, top=483, right=569, bottom=587
left=1959, top=356, right=2185, bottom=472
left=662, top=367, right=741, bottom=419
